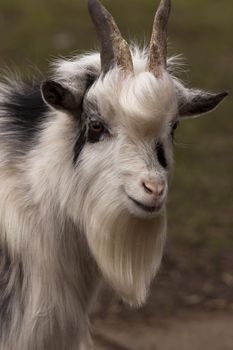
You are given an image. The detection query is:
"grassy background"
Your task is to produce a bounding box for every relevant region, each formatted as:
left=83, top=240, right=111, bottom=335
left=0, top=0, right=232, bottom=293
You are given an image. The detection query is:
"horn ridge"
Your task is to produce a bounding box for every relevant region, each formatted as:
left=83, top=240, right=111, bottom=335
left=88, top=0, right=133, bottom=75
left=148, top=0, right=171, bottom=78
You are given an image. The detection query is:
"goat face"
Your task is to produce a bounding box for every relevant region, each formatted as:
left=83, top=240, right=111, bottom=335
left=81, top=70, right=177, bottom=220
left=40, top=69, right=173, bottom=305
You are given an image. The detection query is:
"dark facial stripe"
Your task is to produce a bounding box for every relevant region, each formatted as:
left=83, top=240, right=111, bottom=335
left=73, top=125, right=87, bottom=165
left=156, top=142, right=167, bottom=168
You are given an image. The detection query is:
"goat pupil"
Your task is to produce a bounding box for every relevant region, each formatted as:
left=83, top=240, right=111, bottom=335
left=156, top=142, right=167, bottom=168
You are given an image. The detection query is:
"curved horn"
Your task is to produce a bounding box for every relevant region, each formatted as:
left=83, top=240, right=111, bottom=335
left=88, top=0, right=133, bottom=75
left=148, top=0, right=171, bottom=78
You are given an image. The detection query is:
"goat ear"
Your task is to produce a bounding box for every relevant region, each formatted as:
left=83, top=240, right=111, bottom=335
left=178, top=89, right=228, bottom=119
left=41, top=80, right=77, bottom=111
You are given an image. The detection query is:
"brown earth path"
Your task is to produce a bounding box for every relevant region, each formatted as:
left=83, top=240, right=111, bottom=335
left=93, top=311, right=233, bottom=350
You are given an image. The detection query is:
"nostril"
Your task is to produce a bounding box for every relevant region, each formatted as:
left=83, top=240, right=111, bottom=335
left=157, top=184, right=165, bottom=197
left=142, top=180, right=165, bottom=198
left=157, top=183, right=165, bottom=197
left=142, top=182, right=154, bottom=194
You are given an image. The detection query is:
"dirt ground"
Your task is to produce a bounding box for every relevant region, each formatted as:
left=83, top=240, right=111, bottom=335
left=91, top=245, right=233, bottom=350
left=93, top=311, right=233, bottom=350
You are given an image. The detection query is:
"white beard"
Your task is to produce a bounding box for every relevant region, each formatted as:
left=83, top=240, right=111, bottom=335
left=85, top=201, right=166, bottom=306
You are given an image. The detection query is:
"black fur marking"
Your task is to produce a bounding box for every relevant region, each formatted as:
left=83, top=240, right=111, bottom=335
left=85, top=72, right=97, bottom=90
left=72, top=73, right=98, bottom=165
left=1, top=82, right=48, bottom=152
left=0, top=244, right=23, bottom=337
left=73, top=124, right=87, bottom=165
left=156, top=142, right=167, bottom=168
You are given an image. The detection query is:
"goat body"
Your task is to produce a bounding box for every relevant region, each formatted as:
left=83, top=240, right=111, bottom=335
left=0, top=0, right=227, bottom=349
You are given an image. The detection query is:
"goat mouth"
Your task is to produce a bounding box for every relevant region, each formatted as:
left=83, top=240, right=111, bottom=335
left=128, top=196, right=160, bottom=213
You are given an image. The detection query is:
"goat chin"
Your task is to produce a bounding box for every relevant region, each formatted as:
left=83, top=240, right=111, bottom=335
left=85, top=203, right=167, bottom=306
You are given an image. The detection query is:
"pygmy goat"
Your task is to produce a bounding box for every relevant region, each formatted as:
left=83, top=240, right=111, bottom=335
left=0, top=0, right=228, bottom=349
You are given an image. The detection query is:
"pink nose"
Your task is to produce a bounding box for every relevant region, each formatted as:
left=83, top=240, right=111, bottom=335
left=142, top=180, right=165, bottom=199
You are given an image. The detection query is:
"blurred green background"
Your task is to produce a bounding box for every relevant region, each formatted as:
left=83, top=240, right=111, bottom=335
left=0, top=0, right=232, bottom=332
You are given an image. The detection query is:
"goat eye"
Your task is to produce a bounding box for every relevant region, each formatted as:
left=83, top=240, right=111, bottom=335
left=156, top=142, right=168, bottom=169
left=170, top=120, right=179, bottom=140
left=172, top=121, right=179, bottom=131
left=88, top=121, right=105, bottom=143
left=89, top=121, right=103, bottom=133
